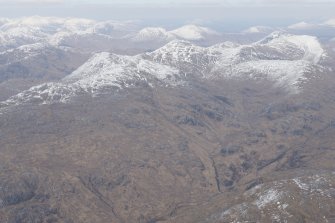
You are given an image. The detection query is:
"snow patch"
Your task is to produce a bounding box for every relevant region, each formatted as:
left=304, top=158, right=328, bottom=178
left=254, top=189, right=282, bottom=208
left=293, top=178, right=310, bottom=191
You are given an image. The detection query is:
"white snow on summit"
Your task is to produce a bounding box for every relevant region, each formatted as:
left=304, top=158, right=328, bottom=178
left=170, top=25, right=219, bottom=41
left=243, top=26, right=273, bottom=34
left=258, top=31, right=324, bottom=64
left=0, top=52, right=182, bottom=108
left=0, top=42, right=48, bottom=64
left=210, top=32, right=325, bottom=91
left=64, top=52, right=181, bottom=92
left=146, top=32, right=324, bottom=89
left=132, top=25, right=220, bottom=43
left=288, top=22, right=316, bottom=30
left=132, top=27, right=173, bottom=42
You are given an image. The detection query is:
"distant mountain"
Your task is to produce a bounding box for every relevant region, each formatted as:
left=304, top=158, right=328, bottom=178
left=288, top=22, right=316, bottom=30
left=243, top=26, right=274, bottom=34
left=132, top=25, right=220, bottom=42
left=0, top=43, right=88, bottom=80
left=0, top=42, right=89, bottom=100
left=0, top=16, right=138, bottom=52
left=169, top=25, right=220, bottom=41
left=285, top=19, right=335, bottom=41
left=132, top=27, right=173, bottom=42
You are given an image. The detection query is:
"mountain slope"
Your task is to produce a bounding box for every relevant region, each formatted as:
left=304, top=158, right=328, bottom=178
left=1, top=71, right=335, bottom=222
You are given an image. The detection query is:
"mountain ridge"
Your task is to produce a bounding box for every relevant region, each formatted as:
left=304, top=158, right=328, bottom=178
left=0, top=32, right=328, bottom=112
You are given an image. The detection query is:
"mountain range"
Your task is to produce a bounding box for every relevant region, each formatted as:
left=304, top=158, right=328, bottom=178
left=0, top=31, right=328, bottom=110
left=0, top=16, right=335, bottom=223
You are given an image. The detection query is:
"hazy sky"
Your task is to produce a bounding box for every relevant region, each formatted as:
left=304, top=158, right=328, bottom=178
left=1, top=0, right=335, bottom=31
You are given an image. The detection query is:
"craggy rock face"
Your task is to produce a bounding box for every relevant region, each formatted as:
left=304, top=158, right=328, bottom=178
left=0, top=17, right=335, bottom=223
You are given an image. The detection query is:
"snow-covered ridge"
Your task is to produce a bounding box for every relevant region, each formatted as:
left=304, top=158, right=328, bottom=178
left=212, top=32, right=325, bottom=91
left=0, top=42, right=75, bottom=67
left=0, top=42, right=47, bottom=55
left=64, top=52, right=181, bottom=91
left=257, top=31, right=324, bottom=64
left=145, top=32, right=325, bottom=88
left=0, top=16, right=105, bottom=34
left=145, top=40, right=221, bottom=71
left=0, top=17, right=224, bottom=54
left=0, top=17, right=220, bottom=49
left=132, top=25, right=220, bottom=42
left=0, top=52, right=182, bottom=109
left=0, top=16, right=138, bottom=51
left=0, top=32, right=326, bottom=110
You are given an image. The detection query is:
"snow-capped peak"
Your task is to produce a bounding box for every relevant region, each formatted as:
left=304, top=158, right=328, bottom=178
left=145, top=39, right=217, bottom=69
left=0, top=51, right=182, bottom=109
left=257, top=31, right=288, bottom=44
left=54, top=51, right=182, bottom=95
left=258, top=31, right=324, bottom=64
left=288, top=22, right=315, bottom=30
left=132, top=27, right=172, bottom=42
left=243, top=26, right=273, bottom=34
left=170, top=25, right=219, bottom=41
